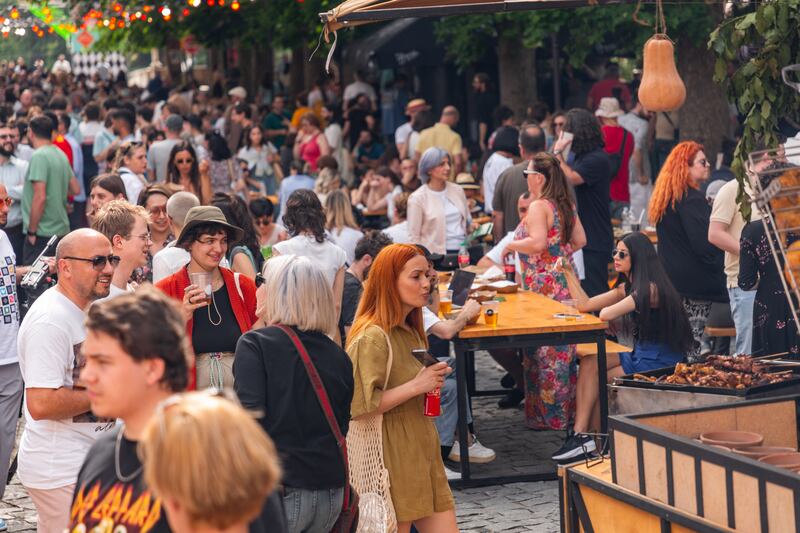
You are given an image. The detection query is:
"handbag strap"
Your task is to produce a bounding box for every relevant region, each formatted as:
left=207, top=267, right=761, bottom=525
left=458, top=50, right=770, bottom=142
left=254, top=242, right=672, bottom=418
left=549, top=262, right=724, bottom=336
left=617, top=129, right=628, bottom=158
left=275, top=324, right=351, bottom=511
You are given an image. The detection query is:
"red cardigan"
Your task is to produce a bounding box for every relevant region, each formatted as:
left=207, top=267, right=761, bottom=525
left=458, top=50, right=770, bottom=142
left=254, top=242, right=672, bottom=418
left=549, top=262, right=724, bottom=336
left=156, top=266, right=258, bottom=389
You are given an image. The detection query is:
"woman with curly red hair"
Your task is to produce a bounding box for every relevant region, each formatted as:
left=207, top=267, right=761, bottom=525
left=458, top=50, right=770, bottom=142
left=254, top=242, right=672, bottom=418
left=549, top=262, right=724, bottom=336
left=648, top=141, right=726, bottom=360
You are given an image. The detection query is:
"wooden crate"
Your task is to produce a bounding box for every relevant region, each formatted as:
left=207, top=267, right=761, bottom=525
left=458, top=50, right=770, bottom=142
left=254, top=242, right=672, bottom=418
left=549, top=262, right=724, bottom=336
left=610, top=395, right=800, bottom=532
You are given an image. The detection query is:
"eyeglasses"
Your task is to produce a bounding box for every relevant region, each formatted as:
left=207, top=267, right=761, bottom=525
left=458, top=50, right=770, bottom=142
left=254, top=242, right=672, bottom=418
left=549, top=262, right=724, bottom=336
left=612, top=249, right=629, bottom=259
left=0, top=134, right=11, bottom=140
left=176, top=158, right=194, bottom=164
left=132, top=232, right=151, bottom=242
left=62, top=254, right=121, bottom=270
left=0, top=197, right=12, bottom=207
left=255, top=272, right=265, bottom=288
left=149, top=205, right=167, bottom=216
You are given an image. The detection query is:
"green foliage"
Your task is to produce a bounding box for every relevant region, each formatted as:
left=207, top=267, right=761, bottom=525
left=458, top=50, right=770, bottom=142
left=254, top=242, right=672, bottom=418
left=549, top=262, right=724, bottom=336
left=709, top=0, right=800, bottom=219
left=0, top=31, right=67, bottom=64
left=435, top=2, right=716, bottom=72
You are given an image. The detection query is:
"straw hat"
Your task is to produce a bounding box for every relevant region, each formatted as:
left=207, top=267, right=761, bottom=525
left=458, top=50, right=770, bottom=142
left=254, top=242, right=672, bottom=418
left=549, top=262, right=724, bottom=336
left=405, top=98, right=429, bottom=114
left=456, top=173, right=480, bottom=190
left=176, top=206, right=244, bottom=246
left=595, top=97, right=624, bottom=118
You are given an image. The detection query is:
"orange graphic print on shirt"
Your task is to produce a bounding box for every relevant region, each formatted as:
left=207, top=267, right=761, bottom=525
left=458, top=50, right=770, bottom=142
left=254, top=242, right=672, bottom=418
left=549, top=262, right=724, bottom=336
left=69, top=480, right=163, bottom=533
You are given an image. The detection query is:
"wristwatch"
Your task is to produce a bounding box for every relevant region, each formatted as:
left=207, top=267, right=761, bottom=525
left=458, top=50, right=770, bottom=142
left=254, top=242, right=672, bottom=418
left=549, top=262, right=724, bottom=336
left=27, top=230, right=37, bottom=237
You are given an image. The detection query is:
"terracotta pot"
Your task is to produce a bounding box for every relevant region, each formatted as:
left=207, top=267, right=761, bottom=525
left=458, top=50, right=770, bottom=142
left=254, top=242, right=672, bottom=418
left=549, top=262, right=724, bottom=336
left=733, top=446, right=796, bottom=460
left=760, top=453, right=800, bottom=470
left=699, top=431, right=764, bottom=448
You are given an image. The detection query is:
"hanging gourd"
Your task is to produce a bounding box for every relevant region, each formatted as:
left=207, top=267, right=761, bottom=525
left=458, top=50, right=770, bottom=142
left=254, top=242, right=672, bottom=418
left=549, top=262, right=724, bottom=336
left=638, top=35, right=686, bottom=111
left=635, top=0, right=686, bottom=111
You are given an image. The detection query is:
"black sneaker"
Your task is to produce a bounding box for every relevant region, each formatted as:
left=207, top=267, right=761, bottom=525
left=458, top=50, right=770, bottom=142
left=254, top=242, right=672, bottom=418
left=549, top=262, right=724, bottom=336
left=500, top=373, right=515, bottom=389
left=551, top=433, right=597, bottom=462
left=497, top=388, right=524, bottom=409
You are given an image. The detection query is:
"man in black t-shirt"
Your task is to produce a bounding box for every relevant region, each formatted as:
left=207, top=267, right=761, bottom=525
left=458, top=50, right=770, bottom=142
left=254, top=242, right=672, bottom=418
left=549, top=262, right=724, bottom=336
left=553, top=108, right=613, bottom=297
left=67, top=288, right=190, bottom=533
left=340, top=231, right=393, bottom=342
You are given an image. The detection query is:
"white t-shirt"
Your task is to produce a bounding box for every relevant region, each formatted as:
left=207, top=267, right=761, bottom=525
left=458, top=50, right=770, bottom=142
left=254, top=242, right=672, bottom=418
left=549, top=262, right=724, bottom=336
left=395, top=122, right=413, bottom=147
left=274, top=235, right=347, bottom=287
left=119, top=167, right=146, bottom=204
left=422, top=306, right=441, bottom=333
left=328, top=227, right=364, bottom=265
left=0, top=231, right=19, bottom=365
left=17, top=287, right=115, bottom=489
left=482, top=152, right=514, bottom=214
left=152, top=245, right=191, bottom=283
left=408, top=131, right=421, bottom=158
left=384, top=221, right=410, bottom=244
left=433, top=189, right=466, bottom=251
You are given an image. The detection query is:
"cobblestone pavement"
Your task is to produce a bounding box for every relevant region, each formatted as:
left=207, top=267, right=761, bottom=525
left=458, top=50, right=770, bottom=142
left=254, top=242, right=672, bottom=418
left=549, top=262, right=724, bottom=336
left=1, top=350, right=563, bottom=532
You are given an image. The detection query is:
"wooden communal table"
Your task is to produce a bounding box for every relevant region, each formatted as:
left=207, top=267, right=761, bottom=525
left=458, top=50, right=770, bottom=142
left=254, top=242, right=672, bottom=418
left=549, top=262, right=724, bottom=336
left=452, top=291, right=608, bottom=487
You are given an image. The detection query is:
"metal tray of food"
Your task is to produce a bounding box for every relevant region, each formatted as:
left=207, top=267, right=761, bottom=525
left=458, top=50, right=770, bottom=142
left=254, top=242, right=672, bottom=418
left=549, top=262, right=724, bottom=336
left=614, top=355, right=800, bottom=397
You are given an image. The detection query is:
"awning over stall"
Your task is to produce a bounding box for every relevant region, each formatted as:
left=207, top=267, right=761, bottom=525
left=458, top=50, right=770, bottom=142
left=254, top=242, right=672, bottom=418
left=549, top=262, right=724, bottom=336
left=343, top=18, right=446, bottom=70
left=320, top=0, right=633, bottom=31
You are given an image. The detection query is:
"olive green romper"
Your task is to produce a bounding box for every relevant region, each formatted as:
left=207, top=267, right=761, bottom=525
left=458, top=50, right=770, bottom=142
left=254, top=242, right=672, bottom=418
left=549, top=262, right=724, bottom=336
left=348, top=324, right=455, bottom=522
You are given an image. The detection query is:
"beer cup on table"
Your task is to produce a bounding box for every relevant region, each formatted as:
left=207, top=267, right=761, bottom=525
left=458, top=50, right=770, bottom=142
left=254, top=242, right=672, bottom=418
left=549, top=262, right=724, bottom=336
left=482, top=300, right=499, bottom=327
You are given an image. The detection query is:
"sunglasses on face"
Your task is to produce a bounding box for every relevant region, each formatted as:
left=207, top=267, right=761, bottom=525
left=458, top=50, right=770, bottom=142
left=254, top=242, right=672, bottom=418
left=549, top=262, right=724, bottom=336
left=255, top=272, right=265, bottom=288
left=554, top=121, right=566, bottom=128
left=695, top=159, right=710, bottom=167
left=62, top=254, right=121, bottom=270
left=0, top=134, right=11, bottom=140
left=612, top=249, right=629, bottom=260
left=254, top=218, right=270, bottom=226
left=149, top=205, right=167, bottom=216
left=176, top=158, right=194, bottom=164
left=0, top=197, right=12, bottom=207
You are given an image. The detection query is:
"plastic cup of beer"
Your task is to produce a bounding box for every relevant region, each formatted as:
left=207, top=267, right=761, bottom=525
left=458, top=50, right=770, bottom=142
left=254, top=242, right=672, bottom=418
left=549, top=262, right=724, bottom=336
left=439, top=289, right=453, bottom=315
left=189, top=272, right=213, bottom=304
left=482, top=300, right=499, bottom=327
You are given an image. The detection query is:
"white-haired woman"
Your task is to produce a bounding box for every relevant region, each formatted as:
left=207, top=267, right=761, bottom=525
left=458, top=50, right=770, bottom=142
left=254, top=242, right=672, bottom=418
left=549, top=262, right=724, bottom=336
left=407, top=147, right=471, bottom=258
left=234, top=254, right=355, bottom=533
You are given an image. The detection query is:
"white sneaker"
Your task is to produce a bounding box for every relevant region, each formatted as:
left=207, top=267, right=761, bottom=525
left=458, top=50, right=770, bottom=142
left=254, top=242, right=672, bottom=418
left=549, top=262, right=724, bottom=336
left=444, top=465, right=461, bottom=480
left=448, top=435, right=497, bottom=464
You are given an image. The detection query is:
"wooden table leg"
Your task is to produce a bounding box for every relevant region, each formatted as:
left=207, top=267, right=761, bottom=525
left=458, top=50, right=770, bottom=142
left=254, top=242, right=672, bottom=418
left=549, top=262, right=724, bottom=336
left=597, top=331, right=609, bottom=436
left=454, top=340, right=471, bottom=481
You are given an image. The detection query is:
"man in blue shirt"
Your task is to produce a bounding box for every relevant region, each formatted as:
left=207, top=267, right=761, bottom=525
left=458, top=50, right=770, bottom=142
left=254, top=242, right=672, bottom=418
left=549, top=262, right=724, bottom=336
left=277, top=160, right=315, bottom=225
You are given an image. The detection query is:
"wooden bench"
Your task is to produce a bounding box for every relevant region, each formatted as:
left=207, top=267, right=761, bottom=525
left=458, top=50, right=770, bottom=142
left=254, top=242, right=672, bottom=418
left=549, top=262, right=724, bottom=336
left=704, top=326, right=736, bottom=338
left=576, top=340, right=632, bottom=359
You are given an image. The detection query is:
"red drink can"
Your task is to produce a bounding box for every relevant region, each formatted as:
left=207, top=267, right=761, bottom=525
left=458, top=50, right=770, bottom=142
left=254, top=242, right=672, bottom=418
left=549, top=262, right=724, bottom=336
left=424, top=388, right=441, bottom=417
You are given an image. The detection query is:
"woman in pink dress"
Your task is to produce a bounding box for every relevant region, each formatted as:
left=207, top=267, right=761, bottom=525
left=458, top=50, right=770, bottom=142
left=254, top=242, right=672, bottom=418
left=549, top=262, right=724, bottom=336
left=504, top=153, right=587, bottom=430
left=293, top=112, right=330, bottom=173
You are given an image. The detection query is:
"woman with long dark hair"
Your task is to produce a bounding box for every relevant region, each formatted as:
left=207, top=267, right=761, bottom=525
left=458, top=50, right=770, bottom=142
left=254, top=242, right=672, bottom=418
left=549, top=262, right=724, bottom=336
left=204, top=131, right=244, bottom=194
left=211, top=192, right=264, bottom=280
left=555, top=232, right=693, bottom=460
left=552, top=108, right=612, bottom=297
left=503, top=153, right=586, bottom=431
left=167, top=141, right=212, bottom=204
left=238, top=124, right=280, bottom=194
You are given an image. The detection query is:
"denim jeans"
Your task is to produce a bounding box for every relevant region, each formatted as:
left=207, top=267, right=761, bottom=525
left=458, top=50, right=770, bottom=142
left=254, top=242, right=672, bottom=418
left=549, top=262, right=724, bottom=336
left=728, top=287, right=756, bottom=355
left=435, top=356, right=473, bottom=447
left=283, top=486, right=345, bottom=533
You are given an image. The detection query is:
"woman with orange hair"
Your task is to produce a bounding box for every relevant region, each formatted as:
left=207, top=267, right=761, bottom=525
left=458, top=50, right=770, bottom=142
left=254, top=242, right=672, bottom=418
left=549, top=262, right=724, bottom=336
left=346, top=243, right=458, bottom=533
left=648, top=141, right=726, bottom=360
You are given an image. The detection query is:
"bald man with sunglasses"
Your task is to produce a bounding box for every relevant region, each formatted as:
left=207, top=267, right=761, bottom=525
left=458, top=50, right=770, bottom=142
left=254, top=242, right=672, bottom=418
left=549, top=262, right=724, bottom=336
left=17, top=228, right=118, bottom=533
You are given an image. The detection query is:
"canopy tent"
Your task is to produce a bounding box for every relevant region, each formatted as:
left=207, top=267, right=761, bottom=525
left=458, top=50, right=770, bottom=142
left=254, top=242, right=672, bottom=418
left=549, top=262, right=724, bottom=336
left=320, top=0, right=633, bottom=31
left=343, top=18, right=447, bottom=70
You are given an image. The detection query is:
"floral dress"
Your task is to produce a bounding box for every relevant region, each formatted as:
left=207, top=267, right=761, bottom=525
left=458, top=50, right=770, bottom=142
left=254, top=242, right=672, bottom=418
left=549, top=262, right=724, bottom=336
left=738, top=222, right=800, bottom=356
left=514, top=199, right=577, bottom=430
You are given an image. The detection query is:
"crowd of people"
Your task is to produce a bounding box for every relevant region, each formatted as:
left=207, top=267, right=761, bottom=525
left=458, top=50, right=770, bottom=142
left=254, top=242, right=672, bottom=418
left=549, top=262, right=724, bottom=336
left=0, top=54, right=795, bottom=533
